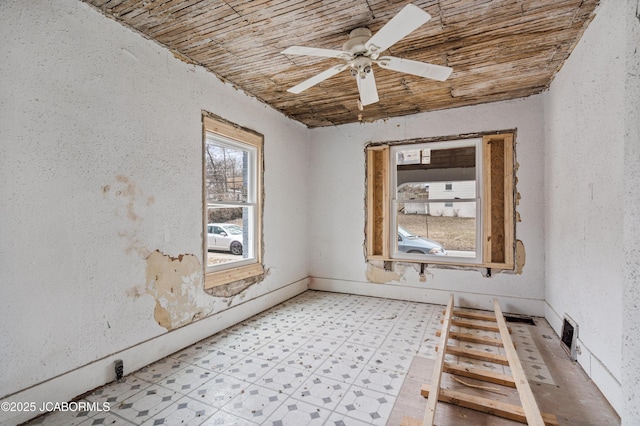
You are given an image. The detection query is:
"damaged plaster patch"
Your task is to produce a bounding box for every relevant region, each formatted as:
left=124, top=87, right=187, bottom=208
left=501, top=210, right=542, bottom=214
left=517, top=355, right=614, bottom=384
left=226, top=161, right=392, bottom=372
left=207, top=276, right=263, bottom=299
left=145, top=250, right=211, bottom=330
left=366, top=262, right=403, bottom=283
left=104, top=175, right=263, bottom=328
left=515, top=239, right=526, bottom=274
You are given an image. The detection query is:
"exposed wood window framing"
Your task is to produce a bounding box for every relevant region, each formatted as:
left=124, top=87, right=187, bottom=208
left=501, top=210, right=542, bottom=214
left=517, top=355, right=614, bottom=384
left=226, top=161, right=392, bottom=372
left=483, top=134, right=515, bottom=268
left=366, top=146, right=390, bottom=259
left=202, top=114, right=264, bottom=289
left=365, top=132, right=515, bottom=270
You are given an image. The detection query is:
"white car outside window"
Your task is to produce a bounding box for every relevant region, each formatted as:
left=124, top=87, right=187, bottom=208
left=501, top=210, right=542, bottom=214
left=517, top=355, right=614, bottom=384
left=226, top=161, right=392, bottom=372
left=207, top=223, right=243, bottom=255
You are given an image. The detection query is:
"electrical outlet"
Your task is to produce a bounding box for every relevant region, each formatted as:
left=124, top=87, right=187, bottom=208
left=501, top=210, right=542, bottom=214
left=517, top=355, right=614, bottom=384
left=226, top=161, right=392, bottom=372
left=115, top=359, right=124, bottom=380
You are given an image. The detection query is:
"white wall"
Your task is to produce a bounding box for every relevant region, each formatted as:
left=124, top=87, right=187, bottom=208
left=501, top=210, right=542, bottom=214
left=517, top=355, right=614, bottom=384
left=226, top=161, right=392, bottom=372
left=308, top=96, right=547, bottom=315
left=543, top=0, right=639, bottom=415
left=621, top=1, right=640, bottom=423
left=0, top=0, right=309, bottom=424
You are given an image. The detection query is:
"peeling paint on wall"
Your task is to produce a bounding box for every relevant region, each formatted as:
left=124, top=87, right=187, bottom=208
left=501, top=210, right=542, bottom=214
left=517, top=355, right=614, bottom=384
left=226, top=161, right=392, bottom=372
left=206, top=276, right=262, bottom=298
left=103, top=175, right=154, bottom=257
left=145, top=250, right=210, bottom=331
left=104, top=174, right=264, bottom=328
left=515, top=240, right=526, bottom=274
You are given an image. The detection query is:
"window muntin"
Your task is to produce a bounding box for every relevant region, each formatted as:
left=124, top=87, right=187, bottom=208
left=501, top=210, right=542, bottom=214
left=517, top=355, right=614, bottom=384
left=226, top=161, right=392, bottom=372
left=391, top=139, right=482, bottom=264
left=203, top=116, right=263, bottom=289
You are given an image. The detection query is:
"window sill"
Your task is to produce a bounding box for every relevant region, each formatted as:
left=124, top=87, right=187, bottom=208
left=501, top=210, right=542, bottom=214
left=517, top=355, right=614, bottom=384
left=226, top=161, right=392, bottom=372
left=366, top=256, right=513, bottom=271
left=204, top=263, right=264, bottom=289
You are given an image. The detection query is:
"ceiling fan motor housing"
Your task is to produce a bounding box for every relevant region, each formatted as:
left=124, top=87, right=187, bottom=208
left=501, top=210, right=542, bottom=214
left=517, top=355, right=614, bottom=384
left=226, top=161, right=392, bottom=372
left=343, top=28, right=372, bottom=55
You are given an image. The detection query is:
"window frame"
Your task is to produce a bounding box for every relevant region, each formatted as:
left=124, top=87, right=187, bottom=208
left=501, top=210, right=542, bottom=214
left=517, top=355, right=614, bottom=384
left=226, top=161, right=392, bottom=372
left=390, top=138, right=483, bottom=264
left=202, top=115, right=264, bottom=289
left=366, top=132, right=515, bottom=270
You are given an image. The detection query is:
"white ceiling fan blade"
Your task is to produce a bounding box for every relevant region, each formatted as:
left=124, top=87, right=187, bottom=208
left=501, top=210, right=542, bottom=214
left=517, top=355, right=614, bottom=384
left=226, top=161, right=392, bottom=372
left=365, top=4, right=431, bottom=59
left=287, top=64, right=349, bottom=94
left=356, top=69, right=379, bottom=106
left=282, top=46, right=350, bottom=59
left=377, top=56, right=452, bottom=81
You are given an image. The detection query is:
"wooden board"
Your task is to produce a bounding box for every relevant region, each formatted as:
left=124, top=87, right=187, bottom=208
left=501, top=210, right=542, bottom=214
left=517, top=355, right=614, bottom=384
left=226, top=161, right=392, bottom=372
left=444, top=309, right=498, bottom=322
left=421, top=384, right=559, bottom=426
left=443, top=362, right=516, bottom=388
left=443, top=318, right=512, bottom=333
left=436, top=330, right=505, bottom=347
left=400, top=415, right=422, bottom=426
left=423, top=294, right=454, bottom=425
left=366, top=146, right=389, bottom=258
left=493, top=299, right=546, bottom=425
left=436, top=345, right=509, bottom=366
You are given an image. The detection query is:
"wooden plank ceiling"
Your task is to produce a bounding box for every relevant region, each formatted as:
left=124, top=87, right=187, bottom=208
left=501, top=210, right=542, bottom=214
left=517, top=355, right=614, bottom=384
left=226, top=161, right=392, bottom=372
left=85, top=0, right=599, bottom=127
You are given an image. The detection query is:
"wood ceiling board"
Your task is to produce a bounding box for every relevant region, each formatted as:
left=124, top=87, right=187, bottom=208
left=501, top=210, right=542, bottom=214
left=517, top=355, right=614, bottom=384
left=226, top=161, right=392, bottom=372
left=84, top=0, right=600, bottom=127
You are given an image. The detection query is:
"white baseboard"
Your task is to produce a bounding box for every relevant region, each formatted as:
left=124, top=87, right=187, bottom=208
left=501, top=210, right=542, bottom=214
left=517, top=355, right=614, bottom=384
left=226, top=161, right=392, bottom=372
left=0, top=278, right=309, bottom=426
left=309, top=277, right=545, bottom=316
left=544, top=302, right=622, bottom=415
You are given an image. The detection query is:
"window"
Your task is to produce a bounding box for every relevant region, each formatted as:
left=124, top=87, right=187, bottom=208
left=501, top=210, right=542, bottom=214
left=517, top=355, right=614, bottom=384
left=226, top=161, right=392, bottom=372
left=203, top=115, right=263, bottom=289
left=366, top=132, right=515, bottom=269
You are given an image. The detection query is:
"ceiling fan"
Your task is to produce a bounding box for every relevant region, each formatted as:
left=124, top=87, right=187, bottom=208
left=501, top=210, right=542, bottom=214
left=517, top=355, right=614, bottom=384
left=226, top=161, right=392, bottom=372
left=281, top=3, right=452, bottom=107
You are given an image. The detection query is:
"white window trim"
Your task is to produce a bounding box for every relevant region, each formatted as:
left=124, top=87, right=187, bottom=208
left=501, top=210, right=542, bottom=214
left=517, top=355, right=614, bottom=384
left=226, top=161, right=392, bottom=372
left=203, top=115, right=264, bottom=289
left=390, top=139, right=483, bottom=265
left=205, top=134, right=258, bottom=273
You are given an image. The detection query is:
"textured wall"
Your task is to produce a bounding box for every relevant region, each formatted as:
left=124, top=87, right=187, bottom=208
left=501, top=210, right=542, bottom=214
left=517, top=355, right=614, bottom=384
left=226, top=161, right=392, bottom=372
left=0, top=0, right=309, bottom=411
left=543, top=0, right=632, bottom=413
left=622, top=1, right=640, bottom=423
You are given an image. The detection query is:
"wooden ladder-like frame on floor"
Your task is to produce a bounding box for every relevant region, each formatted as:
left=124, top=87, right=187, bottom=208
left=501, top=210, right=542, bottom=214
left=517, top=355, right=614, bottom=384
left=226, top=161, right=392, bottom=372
left=402, top=294, right=558, bottom=426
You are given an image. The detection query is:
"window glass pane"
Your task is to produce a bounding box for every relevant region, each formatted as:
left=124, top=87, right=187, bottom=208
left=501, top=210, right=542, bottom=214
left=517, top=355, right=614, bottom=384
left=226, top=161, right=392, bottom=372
left=395, top=145, right=476, bottom=189
left=205, top=142, right=250, bottom=203
left=396, top=201, right=477, bottom=258
left=393, top=141, right=480, bottom=261
left=206, top=205, right=255, bottom=268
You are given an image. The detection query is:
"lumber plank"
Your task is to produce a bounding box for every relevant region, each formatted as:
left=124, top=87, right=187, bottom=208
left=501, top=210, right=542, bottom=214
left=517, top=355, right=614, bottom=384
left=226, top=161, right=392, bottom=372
left=423, top=294, right=454, bottom=425
left=400, top=416, right=422, bottom=426
left=443, top=362, right=516, bottom=388
left=444, top=309, right=498, bottom=322
left=494, top=299, right=546, bottom=426
left=502, top=134, right=515, bottom=268
left=436, top=330, right=506, bottom=347
left=436, top=345, right=510, bottom=366
left=442, top=318, right=512, bottom=333
left=420, top=384, right=559, bottom=426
